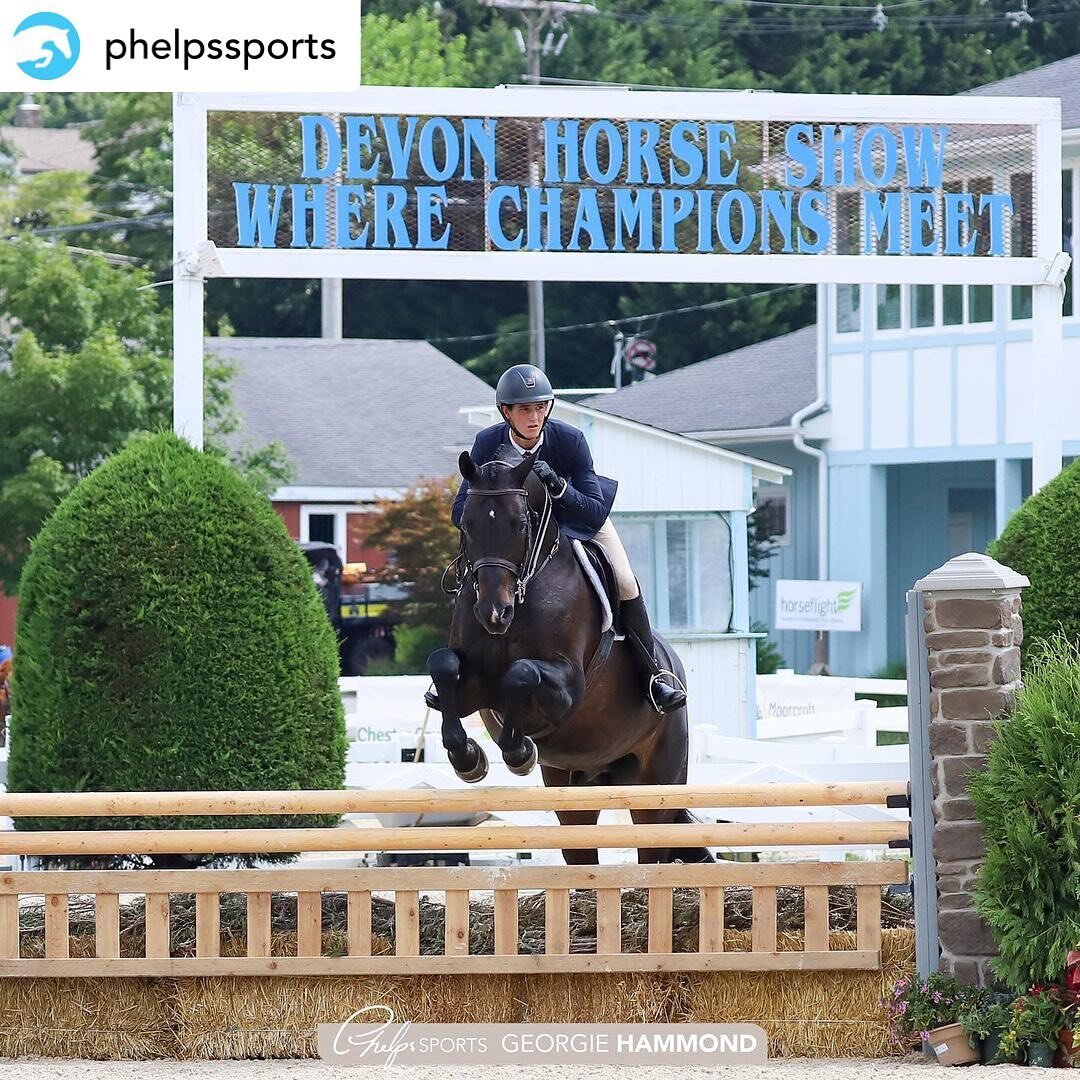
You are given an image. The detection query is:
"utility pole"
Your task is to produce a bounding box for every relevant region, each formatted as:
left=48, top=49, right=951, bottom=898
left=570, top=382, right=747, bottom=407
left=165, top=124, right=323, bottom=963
left=479, top=0, right=597, bottom=371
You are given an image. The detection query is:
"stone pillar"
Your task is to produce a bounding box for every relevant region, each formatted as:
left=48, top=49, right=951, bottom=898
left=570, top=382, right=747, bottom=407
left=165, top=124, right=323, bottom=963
left=913, top=552, right=1028, bottom=987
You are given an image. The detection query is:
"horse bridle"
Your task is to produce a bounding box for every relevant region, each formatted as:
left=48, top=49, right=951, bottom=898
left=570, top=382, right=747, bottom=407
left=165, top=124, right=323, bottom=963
left=456, top=465, right=560, bottom=603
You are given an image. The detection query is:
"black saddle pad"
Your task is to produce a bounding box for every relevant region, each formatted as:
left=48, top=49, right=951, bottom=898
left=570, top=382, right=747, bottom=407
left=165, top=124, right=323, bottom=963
left=581, top=538, right=622, bottom=634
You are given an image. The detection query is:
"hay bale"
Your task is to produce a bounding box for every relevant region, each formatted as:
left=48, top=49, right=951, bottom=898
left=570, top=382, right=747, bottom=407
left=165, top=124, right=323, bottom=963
left=683, top=928, right=916, bottom=1058
left=0, top=977, right=175, bottom=1058
left=173, top=972, right=519, bottom=1059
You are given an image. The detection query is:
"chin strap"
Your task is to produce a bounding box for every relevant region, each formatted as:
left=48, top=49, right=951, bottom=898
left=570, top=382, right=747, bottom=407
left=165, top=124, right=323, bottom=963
left=500, top=401, right=553, bottom=446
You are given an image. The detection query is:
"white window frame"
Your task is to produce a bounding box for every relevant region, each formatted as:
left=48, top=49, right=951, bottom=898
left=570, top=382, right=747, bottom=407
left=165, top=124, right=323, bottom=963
left=300, top=505, right=349, bottom=561
left=611, top=511, right=734, bottom=634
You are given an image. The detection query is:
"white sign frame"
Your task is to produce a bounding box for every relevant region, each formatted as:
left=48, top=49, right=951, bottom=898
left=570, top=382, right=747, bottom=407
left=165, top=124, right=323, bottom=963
left=173, top=87, right=1067, bottom=487
left=775, top=579, right=863, bottom=632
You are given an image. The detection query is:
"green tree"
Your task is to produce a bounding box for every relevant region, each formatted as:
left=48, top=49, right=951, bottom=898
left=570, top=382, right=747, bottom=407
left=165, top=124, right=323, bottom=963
left=0, top=240, right=292, bottom=595
left=361, top=9, right=477, bottom=86
left=970, top=635, right=1080, bottom=989
left=8, top=432, right=345, bottom=868
left=0, top=170, right=93, bottom=231
left=988, top=459, right=1080, bottom=664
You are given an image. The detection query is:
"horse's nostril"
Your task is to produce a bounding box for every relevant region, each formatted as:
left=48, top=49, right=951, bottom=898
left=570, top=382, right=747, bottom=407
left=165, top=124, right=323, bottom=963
left=500, top=605, right=514, bottom=624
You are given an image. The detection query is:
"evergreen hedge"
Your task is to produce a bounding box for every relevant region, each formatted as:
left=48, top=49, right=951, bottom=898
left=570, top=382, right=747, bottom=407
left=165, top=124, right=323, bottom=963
left=988, top=459, right=1080, bottom=663
left=969, top=635, right=1080, bottom=989
left=9, top=432, right=346, bottom=864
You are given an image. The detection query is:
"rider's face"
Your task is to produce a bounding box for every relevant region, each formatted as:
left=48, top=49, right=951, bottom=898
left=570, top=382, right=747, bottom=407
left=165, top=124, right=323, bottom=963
left=504, top=402, right=549, bottom=445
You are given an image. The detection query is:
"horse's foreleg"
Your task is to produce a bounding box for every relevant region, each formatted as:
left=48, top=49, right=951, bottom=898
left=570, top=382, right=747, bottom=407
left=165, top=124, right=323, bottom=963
left=499, top=658, right=579, bottom=777
left=428, top=647, right=487, bottom=783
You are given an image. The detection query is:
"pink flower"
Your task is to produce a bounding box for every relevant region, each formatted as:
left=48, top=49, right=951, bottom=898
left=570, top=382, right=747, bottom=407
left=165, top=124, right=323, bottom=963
left=920, top=1030, right=931, bottom=1042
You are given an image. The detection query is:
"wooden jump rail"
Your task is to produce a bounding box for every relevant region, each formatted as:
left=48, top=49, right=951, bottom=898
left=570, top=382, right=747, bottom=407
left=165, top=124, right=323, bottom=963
left=0, top=783, right=910, bottom=977
left=0, top=781, right=908, bottom=817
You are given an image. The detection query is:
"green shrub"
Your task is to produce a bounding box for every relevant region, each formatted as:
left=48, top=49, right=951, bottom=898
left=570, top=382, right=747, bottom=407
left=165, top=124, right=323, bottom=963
left=969, top=634, right=1080, bottom=989
left=752, top=621, right=785, bottom=675
left=9, top=432, right=346, bottom=865
left=989, top=460, right=1080, bottom=664
left=394, top=623, right=447, bottom=673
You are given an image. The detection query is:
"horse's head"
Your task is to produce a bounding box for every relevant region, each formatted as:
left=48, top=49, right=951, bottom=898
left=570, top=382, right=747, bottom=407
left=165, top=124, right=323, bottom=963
left=52, top=29, right=72, bottom=58
left=458, top=449, right=547, bottom=635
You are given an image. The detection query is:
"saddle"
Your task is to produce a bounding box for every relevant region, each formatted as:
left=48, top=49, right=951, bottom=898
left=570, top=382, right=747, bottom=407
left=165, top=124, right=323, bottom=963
left=572, top=538, right=623, bottom=637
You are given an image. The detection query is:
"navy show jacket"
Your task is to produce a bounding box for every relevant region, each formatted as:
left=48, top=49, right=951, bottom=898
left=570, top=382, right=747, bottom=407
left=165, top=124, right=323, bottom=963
left=452, top=418, right=618, bottom=542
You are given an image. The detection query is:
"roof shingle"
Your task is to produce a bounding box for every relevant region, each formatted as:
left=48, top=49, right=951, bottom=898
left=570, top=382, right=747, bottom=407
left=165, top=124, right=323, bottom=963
left=580, top=325, right=817, bottom=435
left=207, top=337, right=491, bottom=490
left=964, top=53, right=1080, bottom=132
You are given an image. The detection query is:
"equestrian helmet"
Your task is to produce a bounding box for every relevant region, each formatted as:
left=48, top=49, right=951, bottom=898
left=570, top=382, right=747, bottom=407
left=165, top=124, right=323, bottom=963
left=495, top=365, right=554, bottom=407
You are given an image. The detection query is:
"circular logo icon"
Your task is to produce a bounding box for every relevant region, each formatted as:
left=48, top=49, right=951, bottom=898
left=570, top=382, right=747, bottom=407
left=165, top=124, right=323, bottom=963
left=14, top=12, right=80, bottom=81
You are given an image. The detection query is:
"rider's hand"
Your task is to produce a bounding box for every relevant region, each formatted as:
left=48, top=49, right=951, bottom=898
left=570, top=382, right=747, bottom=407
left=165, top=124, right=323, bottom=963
left=531, top=458, right=566, bottom=497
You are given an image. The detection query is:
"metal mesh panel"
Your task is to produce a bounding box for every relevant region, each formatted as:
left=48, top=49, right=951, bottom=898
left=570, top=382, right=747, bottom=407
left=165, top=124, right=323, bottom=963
left=207, top=111, right=1037, bottom=258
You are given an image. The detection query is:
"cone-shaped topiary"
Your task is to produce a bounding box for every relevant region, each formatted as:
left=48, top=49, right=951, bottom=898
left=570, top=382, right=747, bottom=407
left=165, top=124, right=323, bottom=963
left=988, top=459, right=1080, bottom=664
left=9, top=431, right=346, bottom=865
left=969, top=634, right=1080, bottom=990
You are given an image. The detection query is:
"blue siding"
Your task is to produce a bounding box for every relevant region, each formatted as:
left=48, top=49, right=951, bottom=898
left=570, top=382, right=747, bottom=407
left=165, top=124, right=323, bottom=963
left=829, top=464, right=889, bottom=676
left=884, top=461, right=996, bottom=667
left=722, top=440, right=819, bottom=673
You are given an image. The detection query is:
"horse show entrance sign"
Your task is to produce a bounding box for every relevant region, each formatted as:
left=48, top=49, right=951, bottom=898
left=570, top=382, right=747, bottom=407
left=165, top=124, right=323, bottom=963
left=173, top=87, right=1068, bottom=485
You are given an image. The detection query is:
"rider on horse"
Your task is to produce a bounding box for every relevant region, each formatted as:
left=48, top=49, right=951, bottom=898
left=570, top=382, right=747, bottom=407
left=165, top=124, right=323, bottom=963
left=450, top=364, right=687, bottom=715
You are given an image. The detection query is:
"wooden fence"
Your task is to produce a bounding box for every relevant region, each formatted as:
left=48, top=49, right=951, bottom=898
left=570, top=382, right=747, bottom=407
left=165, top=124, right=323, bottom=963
left=0, top=782, right=909, bottom=977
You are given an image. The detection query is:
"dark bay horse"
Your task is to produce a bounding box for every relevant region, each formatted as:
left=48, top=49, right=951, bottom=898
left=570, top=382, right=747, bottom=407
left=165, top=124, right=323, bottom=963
left=427, top=450, right=713, bottom=865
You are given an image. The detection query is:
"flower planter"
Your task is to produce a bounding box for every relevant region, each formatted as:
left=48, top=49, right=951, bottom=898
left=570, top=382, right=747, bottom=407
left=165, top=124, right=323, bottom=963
left=1027, top=1043, right=1054, bottom=1067
left=1053, top=1029, right=1075, bottom=1068
left=929, top=1023, right=981, bottom=1066
left=982, top=1030, right=1004, bottom=1064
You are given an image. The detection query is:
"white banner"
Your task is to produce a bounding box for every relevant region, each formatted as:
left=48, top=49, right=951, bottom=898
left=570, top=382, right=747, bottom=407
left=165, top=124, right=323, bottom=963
left=775, top=579, right=862, bottom=632
left=755, top=672, right=856, bottom=724
left=2, top=2, right=361, bottom=91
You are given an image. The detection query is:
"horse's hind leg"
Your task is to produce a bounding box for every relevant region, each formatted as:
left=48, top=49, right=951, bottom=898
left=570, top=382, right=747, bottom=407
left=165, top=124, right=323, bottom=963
left=427, top=647, right=487, bottom=783
left=541, top=765, right=600, bottom=865
left=630, top=711, right=715, bottom=865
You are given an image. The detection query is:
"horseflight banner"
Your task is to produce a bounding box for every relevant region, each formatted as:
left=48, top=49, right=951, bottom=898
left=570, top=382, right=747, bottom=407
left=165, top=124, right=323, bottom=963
left=184, top=87, right=1061, bottom=284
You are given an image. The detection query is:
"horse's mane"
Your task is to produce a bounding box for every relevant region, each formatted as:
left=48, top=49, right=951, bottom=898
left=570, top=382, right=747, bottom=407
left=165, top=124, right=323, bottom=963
left=471, top=443, right=527, bottom=489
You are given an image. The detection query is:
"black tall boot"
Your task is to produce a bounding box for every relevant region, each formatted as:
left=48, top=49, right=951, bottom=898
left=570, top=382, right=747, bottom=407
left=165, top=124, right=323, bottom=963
left=619, top=595, right=687, bottom=714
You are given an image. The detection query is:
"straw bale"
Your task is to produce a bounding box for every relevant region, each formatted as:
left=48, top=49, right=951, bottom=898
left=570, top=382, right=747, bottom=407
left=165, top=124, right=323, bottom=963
left=683, top=929, right=916, bottom=1058
left=0, top=977, right=174, bottom=1058
left=173, top=972, right=519, bottom=1059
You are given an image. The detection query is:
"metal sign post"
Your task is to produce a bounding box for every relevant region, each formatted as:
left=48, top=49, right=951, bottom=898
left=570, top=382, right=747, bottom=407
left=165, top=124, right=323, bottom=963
left=905, top=587, right=938, bottom=979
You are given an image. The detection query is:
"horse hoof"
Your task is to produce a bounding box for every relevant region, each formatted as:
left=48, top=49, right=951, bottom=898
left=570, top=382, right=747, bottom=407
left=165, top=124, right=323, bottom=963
left=505, top=736, right=538, bottom=777
left=456, top=740, right=489, bottom=784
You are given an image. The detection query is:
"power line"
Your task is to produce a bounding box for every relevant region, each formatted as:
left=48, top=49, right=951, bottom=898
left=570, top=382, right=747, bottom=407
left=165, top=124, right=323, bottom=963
left=428, top=283, right=812, bottom=344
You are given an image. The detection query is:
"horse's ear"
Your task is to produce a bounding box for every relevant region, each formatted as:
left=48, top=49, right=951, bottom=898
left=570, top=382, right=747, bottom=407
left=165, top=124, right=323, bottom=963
left=511, top=455, right=534, bottom=485
left=459, top=451, right=476, bottom=480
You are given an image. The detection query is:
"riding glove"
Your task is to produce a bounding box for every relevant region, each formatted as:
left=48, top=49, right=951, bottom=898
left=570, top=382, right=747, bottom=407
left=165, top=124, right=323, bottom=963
left=532, top=458, right=567, bottom=498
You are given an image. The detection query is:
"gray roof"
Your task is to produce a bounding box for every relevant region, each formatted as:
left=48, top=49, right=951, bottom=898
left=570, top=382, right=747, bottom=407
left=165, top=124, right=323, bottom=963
left=580, top=325, right=817, bottom=435
left=207, top=337, right=491, bottom=490
left=964, top=52, right=1080, bottom=132
left=0, top=124, right=96, bottom=175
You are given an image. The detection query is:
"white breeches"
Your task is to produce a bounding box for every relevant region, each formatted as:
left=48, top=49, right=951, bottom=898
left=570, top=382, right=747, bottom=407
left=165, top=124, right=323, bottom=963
left=590, top=519, right=639, bottom=601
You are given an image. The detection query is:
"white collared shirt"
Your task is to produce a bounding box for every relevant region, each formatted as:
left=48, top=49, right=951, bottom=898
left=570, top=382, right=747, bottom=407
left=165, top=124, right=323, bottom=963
left=505, top=429, right=544, bottom=461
